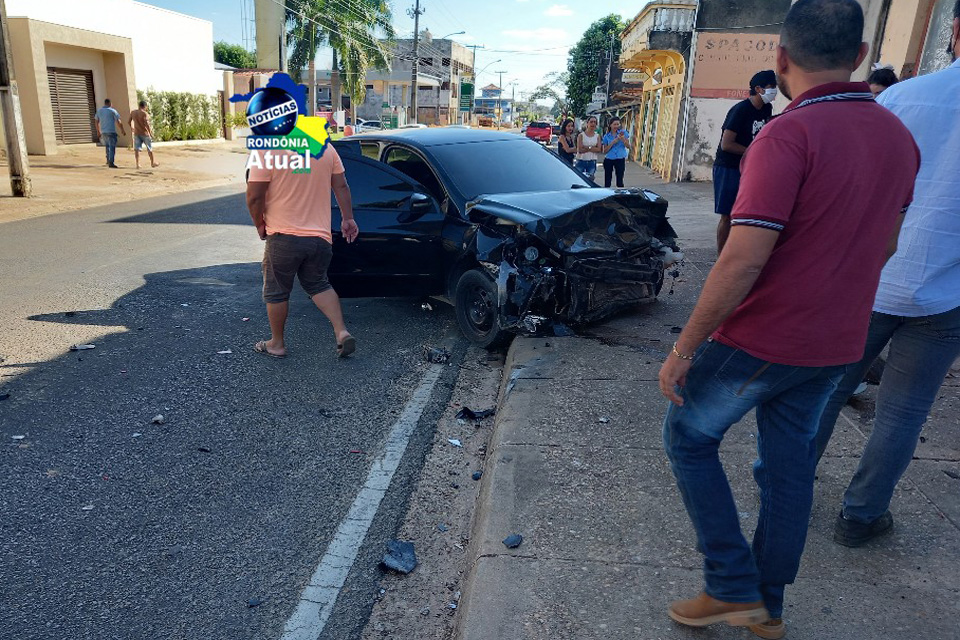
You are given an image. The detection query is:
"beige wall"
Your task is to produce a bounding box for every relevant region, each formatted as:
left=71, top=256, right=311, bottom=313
left=4, top=18, right=135, bottom=155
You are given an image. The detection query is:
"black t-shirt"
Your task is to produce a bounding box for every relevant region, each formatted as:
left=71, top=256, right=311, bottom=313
left=714, top=99, right=773, bottom=169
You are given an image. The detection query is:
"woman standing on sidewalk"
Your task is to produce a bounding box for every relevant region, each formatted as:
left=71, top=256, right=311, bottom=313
left=575, top=116, right=601, bottom=180
left=557, top=118, right=577, bottom=166
left=601, top=117, right=629, bottom=188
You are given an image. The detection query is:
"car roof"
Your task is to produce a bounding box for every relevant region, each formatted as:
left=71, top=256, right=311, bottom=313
left=350, top=128, right=525, bottom=147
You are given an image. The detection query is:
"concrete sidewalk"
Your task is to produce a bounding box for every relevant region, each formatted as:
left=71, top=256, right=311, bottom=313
left=456, top=162, right=960, bottom=639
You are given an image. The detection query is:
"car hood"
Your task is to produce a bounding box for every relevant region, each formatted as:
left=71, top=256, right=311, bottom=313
left=468, top=188, right=675, bottom=255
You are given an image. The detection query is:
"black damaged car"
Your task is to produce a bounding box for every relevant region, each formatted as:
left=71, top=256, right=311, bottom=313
left=329, top=129, right=682, bottom=348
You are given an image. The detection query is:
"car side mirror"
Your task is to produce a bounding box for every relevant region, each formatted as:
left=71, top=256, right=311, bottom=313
left=398, top=192, right=434, bottom=224
left=411, top=192, right=432, bottom=212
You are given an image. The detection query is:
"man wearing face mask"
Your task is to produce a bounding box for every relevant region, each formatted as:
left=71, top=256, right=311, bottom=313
left=712, top=70, right=778, bottom=255
left=814, top=0, right=960, bottom=548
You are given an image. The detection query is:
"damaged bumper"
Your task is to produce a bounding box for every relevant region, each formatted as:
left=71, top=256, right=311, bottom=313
left=470, top=188, right=682, bottom=333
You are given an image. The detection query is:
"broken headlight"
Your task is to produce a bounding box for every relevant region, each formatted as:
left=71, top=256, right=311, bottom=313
left=523, top=246, right=539, bottom=262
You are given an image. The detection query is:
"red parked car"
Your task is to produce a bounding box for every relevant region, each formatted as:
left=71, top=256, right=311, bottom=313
left=525, top=121, right=552, bottom=144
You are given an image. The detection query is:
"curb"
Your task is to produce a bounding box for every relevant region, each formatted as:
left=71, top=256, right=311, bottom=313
left=452, top=336, right=531, bottom=640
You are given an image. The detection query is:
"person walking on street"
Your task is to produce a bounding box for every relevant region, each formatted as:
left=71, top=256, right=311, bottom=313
left=601, top=116, right=629, bottom=188
left=246, top=146, right=359, bottom=359
left=713, top=70, right=777, bottom=255
left=94, top=99, right=126, bottom=169
left=129, top=101, right=159, bottom=169
left=557, top=118, right=577, bottom=166
left=657, top=1, right=919, bottom=637
left=575, top=116, right=601, bottom=180
left=814, top=0, right=960, bottom=549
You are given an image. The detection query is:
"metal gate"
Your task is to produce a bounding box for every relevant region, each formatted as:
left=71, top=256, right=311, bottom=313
left=47, top=67, right=97, bottom=144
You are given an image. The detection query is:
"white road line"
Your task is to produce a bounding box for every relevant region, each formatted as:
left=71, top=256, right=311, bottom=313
left=280, top=364, right=445, bottom=640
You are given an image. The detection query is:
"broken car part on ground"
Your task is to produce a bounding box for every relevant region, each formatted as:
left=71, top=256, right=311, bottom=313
left=330, top=129, right=682, bottom=348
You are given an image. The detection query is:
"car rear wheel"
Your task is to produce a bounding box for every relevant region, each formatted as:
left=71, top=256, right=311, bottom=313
left=455, top=269, right=511, bottom=349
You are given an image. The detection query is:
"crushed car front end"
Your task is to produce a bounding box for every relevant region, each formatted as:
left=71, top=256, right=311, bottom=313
left=466, top=188, right=682, bottom=334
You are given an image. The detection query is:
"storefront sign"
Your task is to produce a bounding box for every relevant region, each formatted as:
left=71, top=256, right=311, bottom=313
left=459, top=81, right=474, bottom=111
left=690, top=33, right=780, bottom=99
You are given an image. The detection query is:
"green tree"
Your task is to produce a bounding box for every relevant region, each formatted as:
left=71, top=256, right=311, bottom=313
left=285, top=0, right=394, bottom=121
left=214, top=41, right=257, bottom=69
left=528, top=71, right=570, bottom=116
left=565, top=14, right=624, bottom=116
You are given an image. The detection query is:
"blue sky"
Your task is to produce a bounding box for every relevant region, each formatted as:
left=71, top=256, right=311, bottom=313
left=148, top=0, right=651, bottom=96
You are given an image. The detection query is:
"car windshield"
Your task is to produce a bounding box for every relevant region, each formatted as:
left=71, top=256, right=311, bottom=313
left=430, top=139, right=591, bottom=199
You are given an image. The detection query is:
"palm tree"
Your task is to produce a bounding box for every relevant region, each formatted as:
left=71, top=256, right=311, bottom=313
left=285, top=0, right=394, bottom=125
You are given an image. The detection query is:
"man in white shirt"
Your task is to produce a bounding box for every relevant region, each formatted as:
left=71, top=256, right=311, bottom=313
left=815, top=0, right=960, bottom=548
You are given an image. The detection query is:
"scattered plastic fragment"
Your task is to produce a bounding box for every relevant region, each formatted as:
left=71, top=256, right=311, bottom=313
left=456, top=407, right=495, bottom=421
left=132, top=433, right=142, bottom=438
left=598, top=417, right=610, bottom=424
left=69, top=344, right=96, bottom=351
left=425, top=347, right=451, bottom=364
left=197, top=447, right=212, bottom=453
left=670, top=326, right=683, bottom=334
left=448, top=439, right=463, bottom=448
left=420, top=607, right=431, bottom=616
left=11, top=435, right=25, bottom=441
left=217, top=349, right=233, bottom=355
left=421, top=302, right=433, bottom=311
left=181, top=303, right=190, bottom=307
left=81, top=504, right=94, bottom=511
left=472, top=471, right=483, bottom=481
left=448, top=603, right=458, bottom=610
left=381, top=540, right=418, bottom=574
left=349, top=449, right=364, bottom=454
left=152, top=414, right=165, bottom=425
left=242, top=317, right=250, bottom=322
left=502, top=534, right=523, bottom=549
left=437, top=523, right=449, bottom=532
left=247, top=598, right=264, bottom=608
left=552, top=323, right=575, bottom=337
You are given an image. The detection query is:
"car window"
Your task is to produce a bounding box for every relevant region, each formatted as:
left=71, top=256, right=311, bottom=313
left=430, top=139, right=591, bottom=199
left=360, top=142, right=379, bottom=160
left=384, top=146, right=446, bottom=204
left=530, top=122, right=550, bottom=129
left=336, top=156, right=416, bottom=210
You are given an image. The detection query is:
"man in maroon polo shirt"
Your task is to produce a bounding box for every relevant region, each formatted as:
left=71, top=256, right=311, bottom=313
left=656, top=0, right=920, bottom=637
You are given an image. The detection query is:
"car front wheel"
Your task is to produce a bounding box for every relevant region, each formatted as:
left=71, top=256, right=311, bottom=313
left=455, top=269, right=511, bottom=349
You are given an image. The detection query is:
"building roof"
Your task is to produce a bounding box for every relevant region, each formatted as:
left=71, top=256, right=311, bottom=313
left=482, top=83, right=500, bottom=91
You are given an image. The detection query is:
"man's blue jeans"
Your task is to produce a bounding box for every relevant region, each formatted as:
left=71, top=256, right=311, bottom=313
left=664, top=340, right=847, bottom=618
left=815, top=305, right=960, bottom=524
left=102, top=133, right=118, bottom=165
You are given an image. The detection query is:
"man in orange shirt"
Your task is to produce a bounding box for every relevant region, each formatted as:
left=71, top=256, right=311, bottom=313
left=246, top=146, right=359, bottom=358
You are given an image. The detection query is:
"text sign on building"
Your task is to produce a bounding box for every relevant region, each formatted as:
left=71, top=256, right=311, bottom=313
left=459, top=81, right=474, bottom=111
left=690, top=33, right=780, bottom=99
left=622, top=71, right=649, bottom=85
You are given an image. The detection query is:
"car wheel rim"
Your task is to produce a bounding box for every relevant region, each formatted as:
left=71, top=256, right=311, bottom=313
left=468, top=286, right=494, bottom=334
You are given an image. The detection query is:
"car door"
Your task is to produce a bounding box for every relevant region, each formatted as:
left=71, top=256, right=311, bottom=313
left=329, top=153, right=446, bottom=298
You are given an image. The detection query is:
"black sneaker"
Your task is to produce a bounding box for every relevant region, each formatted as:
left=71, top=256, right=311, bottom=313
left=833, top=510, right=893, bottom=547
left=108, top=164, right=119, bottom=169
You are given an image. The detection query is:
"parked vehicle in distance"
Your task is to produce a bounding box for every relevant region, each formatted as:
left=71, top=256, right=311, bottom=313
left=399, top=123, right=427, bottom=129
left=354, top=118, right=383, bottom=133
left=330, top=129, right=681, bottom=347
left=525, top=121, right=552, bottom=144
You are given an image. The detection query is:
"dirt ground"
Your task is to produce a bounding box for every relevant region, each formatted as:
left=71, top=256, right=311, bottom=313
left=0, top=140, right=249, bottom=224
left=362, top=346, right=505, bottom=640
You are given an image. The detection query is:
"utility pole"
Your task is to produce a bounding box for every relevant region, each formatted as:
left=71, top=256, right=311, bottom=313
left=407, top=0, right=424, bottom=123
left=604, top=31, right=615, bottom=109
left=308, top=25, right=316, bottom=116
left=496, top=69, right=507, bottom=129
left=0, top=0, right=30, bottom=197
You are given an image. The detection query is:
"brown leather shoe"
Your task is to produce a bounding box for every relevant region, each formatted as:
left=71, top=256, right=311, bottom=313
left=668, top=592, right=769, bottom=628
left=750, top=618, right=786, bottom=639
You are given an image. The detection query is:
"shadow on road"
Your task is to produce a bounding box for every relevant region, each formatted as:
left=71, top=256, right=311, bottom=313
left=105, top=193, right=251, bottom=226
left=0, top=260, right=454, bottom=640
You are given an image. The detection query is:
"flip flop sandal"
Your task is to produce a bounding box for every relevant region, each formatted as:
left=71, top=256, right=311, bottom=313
left=337, top=336, right=356, bottom=358
left=254, top=340, right=286, bottom=359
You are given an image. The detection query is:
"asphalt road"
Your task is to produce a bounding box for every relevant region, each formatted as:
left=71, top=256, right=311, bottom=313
left=0, top=185, right=463, bottom=640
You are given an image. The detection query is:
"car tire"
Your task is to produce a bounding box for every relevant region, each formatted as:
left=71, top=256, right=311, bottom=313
left=455, top=269, right=511, bottom=350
